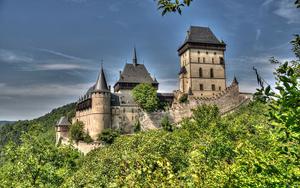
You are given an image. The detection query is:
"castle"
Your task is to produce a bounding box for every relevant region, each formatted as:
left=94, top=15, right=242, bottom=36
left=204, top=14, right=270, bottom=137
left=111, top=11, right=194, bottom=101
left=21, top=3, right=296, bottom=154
left=56, top=26, right=251, bottom=150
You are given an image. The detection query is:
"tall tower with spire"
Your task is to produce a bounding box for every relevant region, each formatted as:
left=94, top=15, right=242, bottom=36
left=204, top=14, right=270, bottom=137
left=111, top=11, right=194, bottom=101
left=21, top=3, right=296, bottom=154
left=74, top=64, right=111, bottom=140
left=89, top=65, right=111, bottom=140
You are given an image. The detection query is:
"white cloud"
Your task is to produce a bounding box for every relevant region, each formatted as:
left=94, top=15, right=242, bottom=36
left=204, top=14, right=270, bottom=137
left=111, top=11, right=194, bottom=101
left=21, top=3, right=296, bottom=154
left=274, top=0, right=300, bottom=24
left=0, top=49, right=33, bottom=63
left=37, top=63, right=87, bottom=70
left=36, top=48, right=92, bottom=62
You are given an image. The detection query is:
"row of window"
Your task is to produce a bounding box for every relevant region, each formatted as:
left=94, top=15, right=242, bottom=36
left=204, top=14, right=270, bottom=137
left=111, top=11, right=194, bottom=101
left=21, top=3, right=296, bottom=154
left=182, top=51, right=219, bottom=57
left=182, top=57, right=224, bottom=65
left=199, top=68, right=214, bottom=78
left=199, top=84, right=221, bottom=91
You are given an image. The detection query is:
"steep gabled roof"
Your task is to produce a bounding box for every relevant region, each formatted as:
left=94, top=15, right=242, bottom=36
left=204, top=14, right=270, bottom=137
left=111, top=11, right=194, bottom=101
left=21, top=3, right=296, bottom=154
left=56, top=116, right=70, bottom=126
left=116, top=63, right=157, bottom=84
left=178, top=26, right=226, bottom=54
left=184, top=26, right=223, bottom=45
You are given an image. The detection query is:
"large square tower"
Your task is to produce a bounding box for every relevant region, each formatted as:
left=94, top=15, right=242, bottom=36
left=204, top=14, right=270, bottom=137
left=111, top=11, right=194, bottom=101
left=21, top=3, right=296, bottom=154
left=178, top=26, right=226, bottom=97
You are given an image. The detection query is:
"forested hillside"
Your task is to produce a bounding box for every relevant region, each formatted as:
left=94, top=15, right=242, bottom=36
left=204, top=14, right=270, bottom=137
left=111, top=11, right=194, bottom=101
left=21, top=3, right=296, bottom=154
left=0, top=103, right=76, bottom=148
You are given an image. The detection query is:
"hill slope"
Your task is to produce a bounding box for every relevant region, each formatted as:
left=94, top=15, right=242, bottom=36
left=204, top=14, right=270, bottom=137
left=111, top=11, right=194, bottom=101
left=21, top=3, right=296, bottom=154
left=0, top=103, right=76, bottom=148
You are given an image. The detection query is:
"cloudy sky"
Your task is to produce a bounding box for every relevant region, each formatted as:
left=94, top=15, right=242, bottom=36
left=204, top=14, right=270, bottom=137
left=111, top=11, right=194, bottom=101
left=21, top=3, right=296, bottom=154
left=0, top=0, right=299, bottom=120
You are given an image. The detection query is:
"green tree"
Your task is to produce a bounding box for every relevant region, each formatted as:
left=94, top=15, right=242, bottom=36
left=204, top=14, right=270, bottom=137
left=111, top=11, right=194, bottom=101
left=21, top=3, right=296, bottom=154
left=0, top=128, right=81, bottom=187
left=132, top=83, right=159, bottom=112
left=69, top=121, right=85, bottom=143
left=98, top=129, right=120, bottom=144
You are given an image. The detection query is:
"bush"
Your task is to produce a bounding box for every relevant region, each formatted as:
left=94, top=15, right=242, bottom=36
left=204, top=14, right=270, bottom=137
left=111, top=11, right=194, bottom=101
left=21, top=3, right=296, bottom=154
left=83, top=133, right=93, bottom=143
left=69, top=121, right=85, bottom=143
left=192, top=104, right=220, bottom=128
left=97, top=129, right=120, bottom=144
left=179, top=94, right=188, bottom=103
left=132, top=83, right=159, bottom=112
left=134, top=120, right=141, bottom=132
left=161, top=115, right=173, bottom=132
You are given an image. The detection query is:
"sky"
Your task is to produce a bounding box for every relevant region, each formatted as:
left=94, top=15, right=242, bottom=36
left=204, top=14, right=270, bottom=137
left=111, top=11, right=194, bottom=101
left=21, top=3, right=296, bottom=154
left=0, top=0, right=299, bottom=121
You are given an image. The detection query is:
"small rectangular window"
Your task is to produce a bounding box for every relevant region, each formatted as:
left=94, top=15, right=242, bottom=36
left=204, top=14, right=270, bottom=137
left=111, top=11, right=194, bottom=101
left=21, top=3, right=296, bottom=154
left=212, top=58, right=215, bottom=64
left=212, top=84, right=216, bottom=91
left=219, top=86, right=221, bottom=91
left=200, top=84, right=204, bottom=91
left=198, top=57, right=200, bottom=63
left=203, top=57, right=206, bottom=63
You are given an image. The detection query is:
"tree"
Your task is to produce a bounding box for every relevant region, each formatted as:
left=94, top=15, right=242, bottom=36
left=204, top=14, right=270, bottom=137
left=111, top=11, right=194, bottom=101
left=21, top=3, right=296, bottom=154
left=69, top=121, right=85, bottom=143
left=0, top=129, right=81, bottom=187
left=132, top=83, right=159, bottom=112
left=97, top=129, right=120, bottom=144
left=156, top=0, right=193, bottom=15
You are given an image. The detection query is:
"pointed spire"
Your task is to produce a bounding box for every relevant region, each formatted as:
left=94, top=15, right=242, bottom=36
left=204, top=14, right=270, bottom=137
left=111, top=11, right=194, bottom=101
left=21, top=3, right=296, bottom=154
left=94, top=63, right=109, bottom=92
left=132, top=47, right=137, bottom=66
left=232, top=76, right=239, bottom=85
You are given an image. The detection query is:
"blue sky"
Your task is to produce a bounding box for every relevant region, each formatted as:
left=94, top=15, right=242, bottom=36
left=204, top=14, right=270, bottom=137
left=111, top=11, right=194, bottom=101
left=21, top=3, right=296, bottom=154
left=0, top=0, right=299, bottom=120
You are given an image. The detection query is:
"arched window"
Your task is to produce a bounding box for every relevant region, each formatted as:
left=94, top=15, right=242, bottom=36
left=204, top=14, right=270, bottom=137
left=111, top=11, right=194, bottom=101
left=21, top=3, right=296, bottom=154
left=212, top=58, right=215, bottom=64
left=203, top=57, right=206, bottom=63
left=199, top=68, right=203, bottom=77
left=198, top=57, right=200, bottom=63
left=210, top=68, right=214, bottom=78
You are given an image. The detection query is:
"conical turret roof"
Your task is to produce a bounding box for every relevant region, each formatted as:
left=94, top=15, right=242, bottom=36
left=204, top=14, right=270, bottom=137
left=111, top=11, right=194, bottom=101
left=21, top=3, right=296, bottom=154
left=94, top=64, right=109, bottom=92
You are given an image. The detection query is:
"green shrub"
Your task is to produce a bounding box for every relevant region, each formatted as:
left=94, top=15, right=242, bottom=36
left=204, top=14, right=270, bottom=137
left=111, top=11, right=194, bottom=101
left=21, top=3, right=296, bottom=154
left=69, top=121, right=85, bottom=143
left=192, top=104, right=220, bottom=128
left=83, top=133, right=93, bottom=143
left=132, top=83, right=159, bottom=112
left=179, top=94, right=188, bottom=103
left=97, top=129, right=120, bottom=144
left=161, top=115, right=173, bottom=132
left=134, top=120, right=141, bottom=133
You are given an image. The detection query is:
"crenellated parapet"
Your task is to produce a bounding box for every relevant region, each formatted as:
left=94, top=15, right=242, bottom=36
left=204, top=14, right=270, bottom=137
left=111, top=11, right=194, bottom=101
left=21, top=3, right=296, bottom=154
left=170, top=77, right=251, bottom=123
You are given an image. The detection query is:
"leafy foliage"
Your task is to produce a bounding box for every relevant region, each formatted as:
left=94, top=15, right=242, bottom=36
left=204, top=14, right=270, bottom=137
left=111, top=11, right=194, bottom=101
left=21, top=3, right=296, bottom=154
left=254, top=33, right=300, bottom=185
left=97, top=128, right=120, bottom=144
left=0, top=128, right=81, bottom=187
left=63, top=102, right=300, bottom=187
left=134, top=120, right=141, bottom=133
left=132, top=83, right=159, bottom=112
left=0, top=103, right=76, bottom=149
left=179, top=93, right=188, bottom=103
left=156, top=0, right=193, bottom=15
left=69, top=121, right=85, bottom=143
left=161, top=115, right=173, bottom=132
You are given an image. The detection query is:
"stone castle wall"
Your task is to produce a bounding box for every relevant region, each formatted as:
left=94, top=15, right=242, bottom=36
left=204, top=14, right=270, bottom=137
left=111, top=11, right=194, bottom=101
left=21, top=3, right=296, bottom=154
left=138, top=83, right=251, bottom=130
